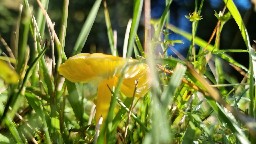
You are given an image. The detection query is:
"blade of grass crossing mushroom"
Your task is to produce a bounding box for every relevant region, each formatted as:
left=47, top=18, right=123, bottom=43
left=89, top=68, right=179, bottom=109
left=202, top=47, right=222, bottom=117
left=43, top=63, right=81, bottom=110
left=97, top=67, right=126, bottom=143
left=72, top=0, right=102, bottom=55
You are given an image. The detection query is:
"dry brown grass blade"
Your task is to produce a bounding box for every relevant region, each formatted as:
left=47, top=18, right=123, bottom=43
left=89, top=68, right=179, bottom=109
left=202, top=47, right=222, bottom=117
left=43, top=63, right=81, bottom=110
left=36, top=0, right=61, bottom=48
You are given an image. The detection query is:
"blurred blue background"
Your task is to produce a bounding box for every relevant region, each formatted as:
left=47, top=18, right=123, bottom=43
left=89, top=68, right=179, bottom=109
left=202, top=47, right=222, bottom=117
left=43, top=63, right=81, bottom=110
left=151, top=0, right=252, bottom=56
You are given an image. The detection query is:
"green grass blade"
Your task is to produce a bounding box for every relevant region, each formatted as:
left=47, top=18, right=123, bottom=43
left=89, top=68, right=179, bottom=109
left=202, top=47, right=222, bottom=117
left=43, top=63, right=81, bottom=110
left=4, top=117, right=23, bottom=143
left=149, top=63, right=186, bottom=143
left=17, top=5, right=30, bottom=73
left=154, top=0, right=173, bottom=38
left=223, top=1, right=256, bottom=142
left=126, top=0, right=143, bottom=57
left=59, top=0, right=69, bottom=48
left=207, top=99, right=250, bottom=144
left=36, top=0, right=49, bottom=37
left=103, top=1, right=116, bottom=56
left=135, top=35, right=145, bottom=56
left=223, top=0, right=251, bottom=50
left=72, top=0, right=102, bottom=55
left=39, top=56, right=54, bottom=95
left=166, top=24, right=248, bottom=72
left=25, top=92, right=52, bottom=144
left=65, top=81, right=85, bottom=125
left=161, top=63, right=186, bottom=110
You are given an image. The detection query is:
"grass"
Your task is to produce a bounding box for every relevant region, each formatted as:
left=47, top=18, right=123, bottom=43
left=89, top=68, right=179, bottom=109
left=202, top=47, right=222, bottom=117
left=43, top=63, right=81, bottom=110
left=0, top=0, right=256, bottom=143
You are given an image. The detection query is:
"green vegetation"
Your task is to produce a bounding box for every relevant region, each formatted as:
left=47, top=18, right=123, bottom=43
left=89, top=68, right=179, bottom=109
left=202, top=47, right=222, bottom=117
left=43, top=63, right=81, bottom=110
left=0, top=0, right=255, bottom=143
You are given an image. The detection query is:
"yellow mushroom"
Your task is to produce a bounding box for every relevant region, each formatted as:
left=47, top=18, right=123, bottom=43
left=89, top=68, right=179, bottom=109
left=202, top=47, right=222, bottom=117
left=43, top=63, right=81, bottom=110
left=58, top=53, right=150, bottom=122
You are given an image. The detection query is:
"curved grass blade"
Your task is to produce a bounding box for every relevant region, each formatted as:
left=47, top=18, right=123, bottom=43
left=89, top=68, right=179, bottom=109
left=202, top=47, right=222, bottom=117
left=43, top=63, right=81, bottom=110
left=72, top=0, right=102, bottom=55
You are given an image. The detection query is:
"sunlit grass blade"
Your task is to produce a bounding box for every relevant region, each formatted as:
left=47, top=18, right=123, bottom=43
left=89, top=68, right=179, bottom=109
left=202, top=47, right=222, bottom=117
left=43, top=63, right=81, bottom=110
left=103, top=0, right=116, bottom=56
left=222, top=0, right=251, bottom=49
left=213, top=49, right=248, bottom=53
left=126, top=0, right=143, bottom=57
left=135, top=35, right=145, bottom=56
left=123, top=19, right=132, bottom=58
left=72, top=0, right=102, bottom=55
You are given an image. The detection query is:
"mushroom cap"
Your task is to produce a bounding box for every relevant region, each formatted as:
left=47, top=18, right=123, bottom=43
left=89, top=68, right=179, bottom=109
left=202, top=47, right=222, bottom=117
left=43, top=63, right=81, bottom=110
left=121, top=62, right=150, bottom=97
left=59, top=53, right=150, bottom=97
left=58, top=53, right=126, bottom=83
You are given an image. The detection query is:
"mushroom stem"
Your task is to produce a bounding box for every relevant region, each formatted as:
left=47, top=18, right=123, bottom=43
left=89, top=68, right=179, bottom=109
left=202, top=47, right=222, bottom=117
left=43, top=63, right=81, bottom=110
left=95, top=77, right=117, bottom=122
